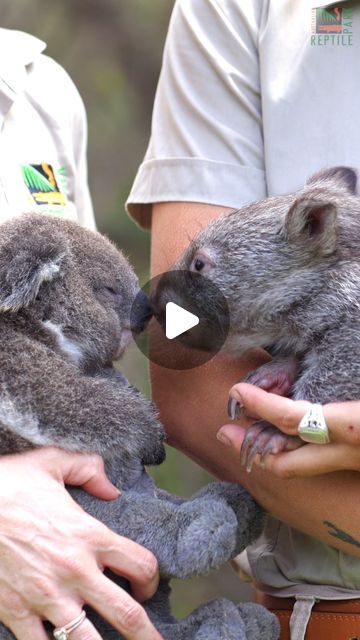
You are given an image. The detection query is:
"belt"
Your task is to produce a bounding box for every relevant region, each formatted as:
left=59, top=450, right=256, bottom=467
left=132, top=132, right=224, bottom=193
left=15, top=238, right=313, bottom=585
left=256, top=592, right=360, bottom=640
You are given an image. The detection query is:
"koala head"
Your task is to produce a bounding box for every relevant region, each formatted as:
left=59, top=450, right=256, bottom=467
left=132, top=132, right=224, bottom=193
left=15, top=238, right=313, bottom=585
left=0, top=214, right=151, bottom=370
left=153, top=167, right=359, bottom=354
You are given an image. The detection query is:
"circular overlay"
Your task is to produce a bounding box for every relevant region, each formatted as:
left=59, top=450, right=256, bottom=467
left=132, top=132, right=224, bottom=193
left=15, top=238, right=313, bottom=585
left=130, top=270, right=230, bottom=370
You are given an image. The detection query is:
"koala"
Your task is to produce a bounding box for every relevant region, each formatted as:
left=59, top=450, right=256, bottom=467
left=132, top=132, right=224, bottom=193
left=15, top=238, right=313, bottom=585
left=0, top=214, right=279, bottom=640
left=153, top=167, right=360, bottom=471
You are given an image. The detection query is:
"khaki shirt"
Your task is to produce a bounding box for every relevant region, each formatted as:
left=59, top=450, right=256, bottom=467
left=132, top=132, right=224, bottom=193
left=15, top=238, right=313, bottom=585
left=0, top=28, right=95, bottom=229
left=127, top=0, right=360, bottom=601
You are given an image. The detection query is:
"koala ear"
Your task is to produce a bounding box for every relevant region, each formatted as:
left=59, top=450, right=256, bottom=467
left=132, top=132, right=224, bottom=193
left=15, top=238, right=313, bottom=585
left=283, top=197, right=337, bottom=256
left=306, top=166, right=357, bottom=195
left=0, top=227, right=67, bottom=312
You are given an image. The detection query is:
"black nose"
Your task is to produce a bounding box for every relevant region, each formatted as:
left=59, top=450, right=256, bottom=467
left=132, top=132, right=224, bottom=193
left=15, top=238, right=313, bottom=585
left=131, top=290, right=153, bottom=334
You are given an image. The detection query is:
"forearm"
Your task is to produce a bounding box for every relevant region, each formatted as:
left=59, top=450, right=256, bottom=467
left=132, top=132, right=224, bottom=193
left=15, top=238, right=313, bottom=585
left=151, top=202, right=360, bottom=557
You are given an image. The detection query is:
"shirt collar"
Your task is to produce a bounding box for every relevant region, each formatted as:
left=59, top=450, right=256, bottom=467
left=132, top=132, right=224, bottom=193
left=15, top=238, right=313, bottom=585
left=0, top=29, right=46, bottom=119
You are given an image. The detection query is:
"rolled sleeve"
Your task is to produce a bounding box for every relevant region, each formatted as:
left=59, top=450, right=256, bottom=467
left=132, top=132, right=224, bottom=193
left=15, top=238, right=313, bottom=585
left=127, top=0, right=267, bottom=227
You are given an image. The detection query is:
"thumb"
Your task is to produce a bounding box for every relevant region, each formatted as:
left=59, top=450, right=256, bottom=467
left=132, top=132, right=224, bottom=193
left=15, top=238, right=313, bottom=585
left=217, top=423, right=247, bottom=453
left=51, top=449, right=121, bottom=500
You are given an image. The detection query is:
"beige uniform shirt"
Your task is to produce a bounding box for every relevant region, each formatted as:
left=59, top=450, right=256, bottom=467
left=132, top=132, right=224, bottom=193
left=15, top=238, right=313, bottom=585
left=127, top=0, right=360, bottom=619
left=0, top=28, right=95, bottom=229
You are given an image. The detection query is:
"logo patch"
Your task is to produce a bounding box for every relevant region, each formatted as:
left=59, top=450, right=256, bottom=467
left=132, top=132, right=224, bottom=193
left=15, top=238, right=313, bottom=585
left=311, top=6, right=353, bottom=46
left=22, top=163, right=67, bottom=207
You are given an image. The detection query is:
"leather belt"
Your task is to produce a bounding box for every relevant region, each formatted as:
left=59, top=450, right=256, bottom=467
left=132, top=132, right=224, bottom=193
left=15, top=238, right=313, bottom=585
left=256, top=592, right=360, bottom=640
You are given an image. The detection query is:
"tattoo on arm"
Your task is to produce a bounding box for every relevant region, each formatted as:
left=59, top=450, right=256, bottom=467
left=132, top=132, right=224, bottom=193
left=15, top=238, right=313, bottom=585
left=324, top=520, right=360, bottom=549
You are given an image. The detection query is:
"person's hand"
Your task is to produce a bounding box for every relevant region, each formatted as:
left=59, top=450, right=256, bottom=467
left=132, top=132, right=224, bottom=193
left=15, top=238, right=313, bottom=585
left=217, top=382, right=360, bottom=477
left=0, top=447, right=162, bottom=640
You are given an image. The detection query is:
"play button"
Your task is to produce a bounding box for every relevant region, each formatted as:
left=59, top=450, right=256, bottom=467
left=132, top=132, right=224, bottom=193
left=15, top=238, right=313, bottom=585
left=130, top=270, right=230, bottom=370
left=165, top=302, right=199, bottom=339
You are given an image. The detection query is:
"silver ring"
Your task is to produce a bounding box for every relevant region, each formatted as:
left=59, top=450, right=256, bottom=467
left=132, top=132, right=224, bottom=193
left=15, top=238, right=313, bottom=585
left=298, top=403, right=330, bottom=444
left=53, top=611, right=86, bottom=640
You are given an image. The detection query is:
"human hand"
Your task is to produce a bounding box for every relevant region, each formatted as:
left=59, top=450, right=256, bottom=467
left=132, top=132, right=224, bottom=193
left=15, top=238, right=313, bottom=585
left=0, top=447, right=162, bottom=640
left=218, top=383, right=360, bottom=477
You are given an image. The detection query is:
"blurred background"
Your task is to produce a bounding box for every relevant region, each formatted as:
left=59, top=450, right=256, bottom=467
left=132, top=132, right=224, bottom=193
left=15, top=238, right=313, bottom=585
left=2, top=0, right=251, bottom=618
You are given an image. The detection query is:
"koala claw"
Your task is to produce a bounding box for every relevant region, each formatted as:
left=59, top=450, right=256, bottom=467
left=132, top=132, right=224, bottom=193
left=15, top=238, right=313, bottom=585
left=240, top=421, right=303, bottom=472
left=227, top=396, right=243, bottom=420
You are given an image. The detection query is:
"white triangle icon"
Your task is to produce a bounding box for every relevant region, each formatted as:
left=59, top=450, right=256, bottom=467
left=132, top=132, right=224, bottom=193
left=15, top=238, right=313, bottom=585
left=165, top=302, right=199, bottom=340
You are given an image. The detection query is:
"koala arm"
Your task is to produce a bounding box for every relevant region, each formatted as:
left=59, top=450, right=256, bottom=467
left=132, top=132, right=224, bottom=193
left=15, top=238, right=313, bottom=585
left=154, top=482, right=264, bottom=553
left=98, top=485, right=259, bottom=580
left=0, top=334, right=164, bottom=465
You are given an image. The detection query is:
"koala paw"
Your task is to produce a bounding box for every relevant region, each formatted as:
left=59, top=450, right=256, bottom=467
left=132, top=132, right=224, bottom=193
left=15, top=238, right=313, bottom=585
left=192, top=605, right=245, bottom=640
left=156, top=599, right=248, bottom=640
left=175, top=501, right=238, bottom=577
left=240, top=421, right=303, bottom=472
left=242, top=356, right=299, bottom=396
left=191, top=482, right=264, bottom=553
left=236, top=603, right=280, bottom=640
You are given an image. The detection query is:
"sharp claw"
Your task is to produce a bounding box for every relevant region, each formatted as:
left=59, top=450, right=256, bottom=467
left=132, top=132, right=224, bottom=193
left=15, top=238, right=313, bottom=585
left=260, top=446, right=272, bottom=467
left=240, top=430, right=253, bottom=466
left=228, top=396, right=243, bottom=420
left=245, top=446, right=258, bottom=473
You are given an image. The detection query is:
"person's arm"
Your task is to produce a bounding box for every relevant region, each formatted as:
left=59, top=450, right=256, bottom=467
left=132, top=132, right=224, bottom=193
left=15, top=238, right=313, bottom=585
left=151, top=201, right=360, bottom=558
left=0, top=447, right=162, bottom=640
left=219, top=382, right=360, bottom=476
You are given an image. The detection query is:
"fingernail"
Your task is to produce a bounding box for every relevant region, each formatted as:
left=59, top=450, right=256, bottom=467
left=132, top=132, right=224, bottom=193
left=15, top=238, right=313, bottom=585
left=217, top=431, right=232, bottom=446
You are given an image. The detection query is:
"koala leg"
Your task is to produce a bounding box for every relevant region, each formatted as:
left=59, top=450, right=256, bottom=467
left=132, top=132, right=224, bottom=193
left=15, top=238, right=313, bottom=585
left=240, top=421, right=303, bottom=473
left=236, top=603, right=280, bottom=640
left=116, top=491, right=241, bottom=578
left=186, top=482, right=264, bottom=555
left=147, top=598, right=247, bottom=640
left=148, top=597, right=279, bottom=640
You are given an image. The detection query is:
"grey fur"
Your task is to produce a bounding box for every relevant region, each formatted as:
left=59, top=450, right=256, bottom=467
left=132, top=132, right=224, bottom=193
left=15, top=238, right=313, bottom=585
left=168, top=166, right=360, bottom=458
left=0, top=214, right=277, bottom=640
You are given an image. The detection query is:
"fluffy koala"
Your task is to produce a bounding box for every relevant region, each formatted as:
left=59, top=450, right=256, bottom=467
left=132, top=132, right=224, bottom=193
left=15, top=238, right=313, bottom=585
left=153, top=167, right=360, bottom=469
left=0, top=214, right=278, bottom=640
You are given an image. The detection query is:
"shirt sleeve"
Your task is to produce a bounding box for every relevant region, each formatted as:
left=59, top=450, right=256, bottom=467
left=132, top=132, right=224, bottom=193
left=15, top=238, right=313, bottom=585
left=39, top=55, right=96, bottom=231
left=127, top=0, right=267, bottom=228
left=70, top=81, right=96, bottom=231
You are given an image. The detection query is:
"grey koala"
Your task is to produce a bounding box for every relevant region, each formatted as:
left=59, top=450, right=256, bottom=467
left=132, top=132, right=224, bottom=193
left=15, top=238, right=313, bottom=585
left=153, top=167, right=360, bottom=471
left=0, top=214, right=278, bottom=640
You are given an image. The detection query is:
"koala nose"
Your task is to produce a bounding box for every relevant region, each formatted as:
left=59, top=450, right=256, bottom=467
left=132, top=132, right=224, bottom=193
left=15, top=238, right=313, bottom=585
left=131, top=290, right=153, bottom=334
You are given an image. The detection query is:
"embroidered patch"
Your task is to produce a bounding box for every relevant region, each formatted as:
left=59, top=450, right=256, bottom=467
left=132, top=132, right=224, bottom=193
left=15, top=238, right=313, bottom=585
left=311, top=6, right=353, bottom=46
left=22, top=163, right=67, bottom=206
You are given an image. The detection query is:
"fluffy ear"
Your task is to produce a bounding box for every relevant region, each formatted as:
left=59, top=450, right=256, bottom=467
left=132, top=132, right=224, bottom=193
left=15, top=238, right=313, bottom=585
left=0, top=222, right=67, bottom=312
left=306, top=166, right=357, bottom=195
left=283, top=197, right=337, bottom=256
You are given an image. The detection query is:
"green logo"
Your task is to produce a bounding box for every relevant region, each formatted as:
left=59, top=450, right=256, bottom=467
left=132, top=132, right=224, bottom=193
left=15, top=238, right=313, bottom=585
left=22, top=163, right=67, bottom=208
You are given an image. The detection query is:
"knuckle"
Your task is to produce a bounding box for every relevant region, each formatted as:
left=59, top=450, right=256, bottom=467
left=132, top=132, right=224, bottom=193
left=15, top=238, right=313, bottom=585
left=0, top=589, right=27, bottom=617
left=57, top=548, right=85, bottom=578
left=116, top=602, right=145, bottom=632
left=138, top=550, right=158, bottom=582
left=278, top=410, right=295, bottom=432
left=81, top=521, right=103, bottom=545
left=29, top=576, right=58, bottom=601
left=88, top=454, right=105, bottom=474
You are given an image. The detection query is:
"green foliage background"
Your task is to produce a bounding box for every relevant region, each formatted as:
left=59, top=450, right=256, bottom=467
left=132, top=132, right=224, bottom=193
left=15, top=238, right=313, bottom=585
left=2, top=0, right=252, bottom=618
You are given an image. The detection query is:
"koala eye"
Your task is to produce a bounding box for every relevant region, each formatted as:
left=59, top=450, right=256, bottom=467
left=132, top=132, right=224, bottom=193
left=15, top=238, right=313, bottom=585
left=194, top=258, right=205, bottom=272
left=189, top=251, right=215, bottom=275
left=105, top=286, right=117, bottom=295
